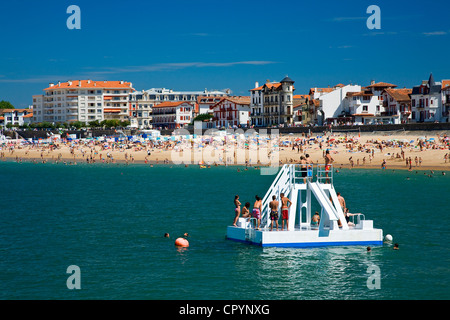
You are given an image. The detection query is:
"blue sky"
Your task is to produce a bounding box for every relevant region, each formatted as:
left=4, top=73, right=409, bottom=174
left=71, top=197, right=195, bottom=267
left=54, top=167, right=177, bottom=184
left=1, top=0, right=449, bottom=107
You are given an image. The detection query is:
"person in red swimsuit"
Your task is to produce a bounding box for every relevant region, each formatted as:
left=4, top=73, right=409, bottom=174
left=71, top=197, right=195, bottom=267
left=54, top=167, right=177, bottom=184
left=280, top=192, right=292, bottom=231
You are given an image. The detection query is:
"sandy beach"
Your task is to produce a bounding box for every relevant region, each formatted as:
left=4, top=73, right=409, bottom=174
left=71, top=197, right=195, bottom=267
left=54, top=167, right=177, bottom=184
left=2, top=130, right=450, bottom=171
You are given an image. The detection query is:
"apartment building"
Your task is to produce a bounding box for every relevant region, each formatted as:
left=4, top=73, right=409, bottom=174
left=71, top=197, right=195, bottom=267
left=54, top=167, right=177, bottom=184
left=32, top=80, right=134, bottom=124
left=151, top=101, right=194, bottom=129
left=129, top=88, right=229, bottom=129
left=250, top=76, right=295, bottom=127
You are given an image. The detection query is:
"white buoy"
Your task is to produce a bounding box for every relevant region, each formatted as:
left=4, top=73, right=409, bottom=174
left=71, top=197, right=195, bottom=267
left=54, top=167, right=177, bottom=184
left=385, top=234, right=393, bottom=242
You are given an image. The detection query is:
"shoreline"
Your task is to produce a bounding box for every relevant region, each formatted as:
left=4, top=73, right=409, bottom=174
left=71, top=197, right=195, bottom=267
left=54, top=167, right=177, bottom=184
left=2, top=156, right=449, bottom=172
left=2, top=131, right=449, bottom=171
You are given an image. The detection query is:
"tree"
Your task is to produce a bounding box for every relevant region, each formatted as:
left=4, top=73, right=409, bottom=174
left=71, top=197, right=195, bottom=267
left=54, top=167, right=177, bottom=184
left=192, top=114, right=213, bottom=123
left=71, top=121, right=84, bottom=129
left=88, top=120, right=101, bottom=128
left=0, top=100, right=14, bottom=109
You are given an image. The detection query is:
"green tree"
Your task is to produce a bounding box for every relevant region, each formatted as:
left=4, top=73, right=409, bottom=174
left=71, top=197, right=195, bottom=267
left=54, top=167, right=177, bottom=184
left=88, top=120, right=101, bottom=128
left=71, top=121, right=84, bottom=129
left=192, top=113, right=213, bottom=123
left=0, top=100, right=14, bottom=109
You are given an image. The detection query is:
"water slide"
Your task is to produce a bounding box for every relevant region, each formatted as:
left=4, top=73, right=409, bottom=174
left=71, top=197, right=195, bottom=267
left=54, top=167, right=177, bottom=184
left=328, top=188, right=349, bottom=230
left=307, top=181, right=348, bottom=229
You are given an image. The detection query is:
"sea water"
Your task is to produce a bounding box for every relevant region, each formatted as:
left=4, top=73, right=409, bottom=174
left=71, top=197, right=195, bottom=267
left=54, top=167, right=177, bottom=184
left=0, top=161, right=449, bottom=300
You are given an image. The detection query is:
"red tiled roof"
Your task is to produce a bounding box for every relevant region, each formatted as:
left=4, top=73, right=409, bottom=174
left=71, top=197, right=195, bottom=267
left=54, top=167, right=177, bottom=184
left=383, top=88, right=412, bottom=102
left=366, top=82, right=397, bottom=88
left=293, top=94, right=309, bottom=99
left=153, top=101, right=193, bottom=108
left=346, top=91, right=373, bottom=97
left=44, top=80, right=134, bottom=90
left=441, top=80, right=450, bottom=89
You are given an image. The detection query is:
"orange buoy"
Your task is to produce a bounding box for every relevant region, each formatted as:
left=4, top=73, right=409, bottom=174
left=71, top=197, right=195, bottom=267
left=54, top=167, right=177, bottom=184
left=175, top=237, right=189, bottom=247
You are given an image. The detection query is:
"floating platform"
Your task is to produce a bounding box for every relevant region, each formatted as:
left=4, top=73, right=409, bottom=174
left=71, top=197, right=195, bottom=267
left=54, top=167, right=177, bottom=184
left=226, top=164, right=383, bottom=248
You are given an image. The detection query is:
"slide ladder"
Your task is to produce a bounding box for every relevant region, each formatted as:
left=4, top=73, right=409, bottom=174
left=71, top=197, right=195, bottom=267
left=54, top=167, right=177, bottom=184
left=307, top=180, right=348, bottom=230
left=259, top=165, right=293, bottom=229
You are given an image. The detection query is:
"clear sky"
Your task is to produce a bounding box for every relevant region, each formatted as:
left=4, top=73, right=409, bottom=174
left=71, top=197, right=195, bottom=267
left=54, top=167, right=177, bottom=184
left=1, top=0, right=449, bottom=107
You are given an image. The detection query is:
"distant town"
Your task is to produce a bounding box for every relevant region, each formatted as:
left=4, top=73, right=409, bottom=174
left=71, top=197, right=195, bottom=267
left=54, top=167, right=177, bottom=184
left=1, top=73, right=449, bottom=131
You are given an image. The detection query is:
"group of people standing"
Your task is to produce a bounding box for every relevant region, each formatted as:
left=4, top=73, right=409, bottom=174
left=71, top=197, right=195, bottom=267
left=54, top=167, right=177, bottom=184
left=233, top=193, right=292, bottom=231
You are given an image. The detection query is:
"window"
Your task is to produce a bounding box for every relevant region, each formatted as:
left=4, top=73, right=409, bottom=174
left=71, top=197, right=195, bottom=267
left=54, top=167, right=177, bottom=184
left=363, top=105, right=368, bottom=112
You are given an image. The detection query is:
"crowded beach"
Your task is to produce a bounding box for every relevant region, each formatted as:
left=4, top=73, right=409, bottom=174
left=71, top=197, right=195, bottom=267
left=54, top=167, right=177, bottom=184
left=1, top=130, right=450, bottom=171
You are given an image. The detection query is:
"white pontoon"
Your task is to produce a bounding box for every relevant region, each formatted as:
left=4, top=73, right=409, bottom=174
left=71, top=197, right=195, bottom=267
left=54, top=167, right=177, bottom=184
left=226, top=164, right=383, bottom=248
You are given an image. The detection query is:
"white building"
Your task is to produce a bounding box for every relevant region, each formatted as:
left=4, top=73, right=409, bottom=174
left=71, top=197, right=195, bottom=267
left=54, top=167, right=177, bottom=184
left=197, top=96, right=226, bottom=116
left=32, top=95, right=44, bottom=123
left=441, top=81, right=450, bottom=122
left=151, top=101, right=193, bottom=129
left=212, top=96, right=251, bottom=128
left=410, top=73, right=443, bottom=123
left=379, top=88, right=412, bottom=124
left=32, top=80, right=134, bottom=125
left=129, top=88, right=229, bottom=129
left=249, top=76, right=295, bottom=127
left=0, top=109, right=33, bottom=128
left=343, top=81, right=398, bottom=124
left=315, top=84, right=361, bottom=125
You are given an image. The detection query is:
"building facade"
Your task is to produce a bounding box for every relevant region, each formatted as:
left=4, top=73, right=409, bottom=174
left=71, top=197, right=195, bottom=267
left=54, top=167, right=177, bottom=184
left=249, top=76, right=295, bottom=127
left=410, top=73, right=442, bottom=123
left=380, top=88, right=412, bottom=124
left=129, top=88, right=229, bottom=129
left=33, top=80, right=134, bottom=124
left=442, top=82, right=450, bottom=122
left=212, top=96, right=251, bottom=128
left=314, top=84, right=361, bottom=125
left=343, top=82, right=398, bottom=124
left=151, top=101, right=193, bottom=129
left=0, top=109, right=33, bottom=128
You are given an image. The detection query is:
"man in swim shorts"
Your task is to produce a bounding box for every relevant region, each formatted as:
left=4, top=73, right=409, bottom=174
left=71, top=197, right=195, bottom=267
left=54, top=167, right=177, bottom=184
left=252, top=195, right=262, bottom=229
left=280, top=192, right=292, bottom=231
left=324, top=150, right=334, bottom=183
left=269, top=195, right=279, bottom=231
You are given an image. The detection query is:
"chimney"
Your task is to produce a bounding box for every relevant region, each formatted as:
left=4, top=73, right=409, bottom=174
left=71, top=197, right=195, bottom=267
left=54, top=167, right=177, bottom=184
left=87, top=79, right=91, bottom=84
left=49, top=83, right=54, bottom=87
left=58, top=81, right=61, bottom=86
left=120, top=80, right=124, bottom=84
left=255, top=81, right=259, bottom=88
left=371, top=80, right=375, bottom=85
left=68, top=80, right=72, bottom=86
left=78, top=80, right=82, bottom=87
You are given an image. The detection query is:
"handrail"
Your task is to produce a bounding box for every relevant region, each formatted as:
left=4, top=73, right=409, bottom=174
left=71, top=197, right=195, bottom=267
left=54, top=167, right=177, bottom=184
left=259, top=165, right=291, bottom=228
left=254, top=164, right=335, bottom=230
left=350, top=213, right=365, bottom=225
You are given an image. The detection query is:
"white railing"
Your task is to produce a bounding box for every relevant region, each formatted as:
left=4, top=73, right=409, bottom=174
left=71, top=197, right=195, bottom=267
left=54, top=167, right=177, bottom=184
left=260, top=165, right=292, bottom=229
left=258, top=164, right=333, bottom=229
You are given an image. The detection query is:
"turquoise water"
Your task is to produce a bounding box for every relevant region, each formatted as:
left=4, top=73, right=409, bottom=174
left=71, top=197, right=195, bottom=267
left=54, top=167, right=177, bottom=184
left=0, top=161, right=449, bottom=300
